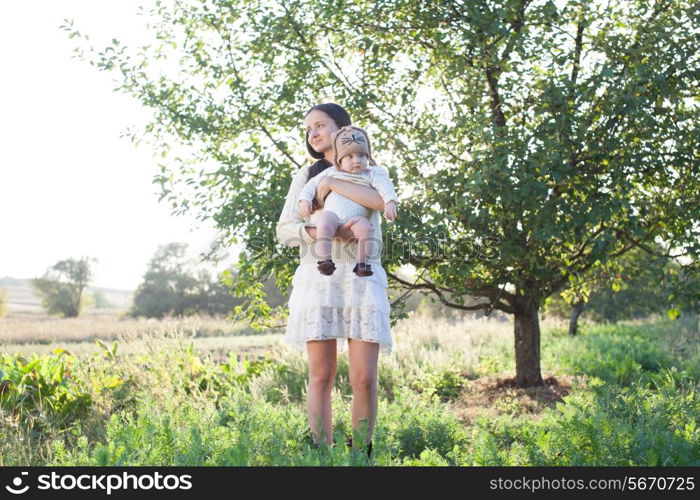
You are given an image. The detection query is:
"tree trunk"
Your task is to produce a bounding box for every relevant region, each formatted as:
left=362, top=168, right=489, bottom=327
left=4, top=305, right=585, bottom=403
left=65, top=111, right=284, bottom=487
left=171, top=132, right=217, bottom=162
left=513, top=302, right=544, bottom=387
left=568, top=300, right=585, bottom=337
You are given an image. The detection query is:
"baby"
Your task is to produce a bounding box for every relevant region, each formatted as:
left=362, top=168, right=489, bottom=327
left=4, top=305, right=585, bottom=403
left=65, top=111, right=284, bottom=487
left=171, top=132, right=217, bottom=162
left=298, top=125, right=398, bottom=277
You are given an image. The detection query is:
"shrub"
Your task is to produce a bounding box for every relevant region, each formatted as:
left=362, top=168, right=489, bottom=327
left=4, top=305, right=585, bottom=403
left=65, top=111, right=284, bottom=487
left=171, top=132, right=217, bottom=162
left=0, top=350, right=93, bottom=430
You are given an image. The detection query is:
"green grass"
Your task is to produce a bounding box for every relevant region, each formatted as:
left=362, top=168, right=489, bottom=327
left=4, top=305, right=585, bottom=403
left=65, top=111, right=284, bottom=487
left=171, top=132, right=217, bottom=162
left=1, top=312, right=698, bottom=465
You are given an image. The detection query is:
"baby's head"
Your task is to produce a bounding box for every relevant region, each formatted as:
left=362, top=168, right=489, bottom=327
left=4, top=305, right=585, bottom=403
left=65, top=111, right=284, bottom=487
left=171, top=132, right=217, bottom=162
left=331, top=125, right=376, bottom=174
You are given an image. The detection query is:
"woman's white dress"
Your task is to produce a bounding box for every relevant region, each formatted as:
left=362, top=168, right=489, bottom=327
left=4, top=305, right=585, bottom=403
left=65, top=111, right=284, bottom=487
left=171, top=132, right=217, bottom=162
left=275, top=164, right=394, bottom=355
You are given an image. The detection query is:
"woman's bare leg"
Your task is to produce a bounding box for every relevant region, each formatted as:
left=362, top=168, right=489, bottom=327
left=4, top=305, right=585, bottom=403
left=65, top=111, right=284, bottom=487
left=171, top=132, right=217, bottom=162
left=347, top=339, right=380, bottom=447
left=314, top=211, right=339, bottom=261
left=306, top=339, right=337, bottom=445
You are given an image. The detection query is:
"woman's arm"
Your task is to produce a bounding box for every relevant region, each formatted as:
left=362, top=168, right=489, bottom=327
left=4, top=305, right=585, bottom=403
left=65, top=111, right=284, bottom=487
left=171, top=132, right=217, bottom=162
left=276, top=167, right=357, bottom=245
left=316, top=176, right=385, bottom=211
left=275, top=167, right=316, bottom=247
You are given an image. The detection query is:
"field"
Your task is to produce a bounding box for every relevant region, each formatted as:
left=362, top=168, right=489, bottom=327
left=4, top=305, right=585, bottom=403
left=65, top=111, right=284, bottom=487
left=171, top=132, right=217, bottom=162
left=0, top=277, right=133, bottom=314
left=1, top=309, right=698, bottom=466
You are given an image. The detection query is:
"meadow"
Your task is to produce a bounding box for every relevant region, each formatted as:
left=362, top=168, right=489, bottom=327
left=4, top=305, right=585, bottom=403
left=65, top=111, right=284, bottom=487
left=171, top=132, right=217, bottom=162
left=1, top=310, right=698, bottom=466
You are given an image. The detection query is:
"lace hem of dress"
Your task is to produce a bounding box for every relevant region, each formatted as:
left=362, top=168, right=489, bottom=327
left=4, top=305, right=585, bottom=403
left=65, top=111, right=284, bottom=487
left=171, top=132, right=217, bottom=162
left=285, top=336, right=393, bottom=356
left=284, top=306, right=392, bottom=355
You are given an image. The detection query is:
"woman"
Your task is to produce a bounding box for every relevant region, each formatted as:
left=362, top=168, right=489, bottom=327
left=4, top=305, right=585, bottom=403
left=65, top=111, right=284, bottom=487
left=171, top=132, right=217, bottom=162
left=275, top=103, right=393, bottom=457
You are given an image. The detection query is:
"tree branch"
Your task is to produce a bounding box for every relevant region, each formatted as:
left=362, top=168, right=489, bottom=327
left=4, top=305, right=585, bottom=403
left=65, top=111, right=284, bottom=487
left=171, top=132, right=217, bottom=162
left=485, top=64, right=507, bottom=127
left=499, top=0, right=532, bottom=64
left=388, top=270, right=497, bottom=312
left=386, top=264, right=517, bottom=314
left=570, top=13, right=585, bottom=94
left=208, top=18, right=302, bottom=170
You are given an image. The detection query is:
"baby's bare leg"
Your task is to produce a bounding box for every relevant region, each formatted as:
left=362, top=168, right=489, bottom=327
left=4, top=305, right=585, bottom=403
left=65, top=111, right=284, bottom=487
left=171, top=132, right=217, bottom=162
left=315, top=211, right=340, bottom=261
left=347, top=216, right=373, bottom=263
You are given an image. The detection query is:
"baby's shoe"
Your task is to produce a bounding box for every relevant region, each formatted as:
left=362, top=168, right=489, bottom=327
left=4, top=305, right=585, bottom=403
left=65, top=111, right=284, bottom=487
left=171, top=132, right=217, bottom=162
left=353, top=262, right=373, bottom=277
left=317, top=259, right=336, bottom=276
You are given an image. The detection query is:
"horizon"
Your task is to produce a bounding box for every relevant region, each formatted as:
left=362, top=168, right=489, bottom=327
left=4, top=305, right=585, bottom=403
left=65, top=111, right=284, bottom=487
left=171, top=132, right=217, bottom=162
left=0, top=275, right=133, bottom=293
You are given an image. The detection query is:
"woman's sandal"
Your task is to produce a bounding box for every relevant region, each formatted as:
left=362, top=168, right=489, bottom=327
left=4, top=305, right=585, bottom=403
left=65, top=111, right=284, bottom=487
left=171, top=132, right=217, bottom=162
left=345, top=436, right=373, bottom=458
left=304, top=426, right=337, bottom=449
left=317, top=259, right=336, bottom=276
left=353, top=262, right=373, bottom=277
left=309, top=438, right=337, bottom=449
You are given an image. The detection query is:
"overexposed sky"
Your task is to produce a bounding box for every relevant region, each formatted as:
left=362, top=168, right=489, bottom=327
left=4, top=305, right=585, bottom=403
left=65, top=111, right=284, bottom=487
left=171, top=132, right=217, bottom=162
left=0, top=1, right=229, bottom=290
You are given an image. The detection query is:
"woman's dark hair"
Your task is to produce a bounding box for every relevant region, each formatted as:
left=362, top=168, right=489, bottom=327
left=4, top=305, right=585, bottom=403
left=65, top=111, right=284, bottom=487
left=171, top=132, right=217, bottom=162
left=305, top=103, right=352, bottom=181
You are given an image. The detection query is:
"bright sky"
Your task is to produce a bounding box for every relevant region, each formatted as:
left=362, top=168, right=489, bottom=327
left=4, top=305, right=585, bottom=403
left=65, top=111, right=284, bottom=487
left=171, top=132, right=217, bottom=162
left=0, top=1, right=230, bottom=290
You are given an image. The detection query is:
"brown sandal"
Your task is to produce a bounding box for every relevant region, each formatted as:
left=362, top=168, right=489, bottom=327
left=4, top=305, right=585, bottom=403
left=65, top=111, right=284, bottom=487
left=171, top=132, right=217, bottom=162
left=317, top=259, right=336, bottom=276
left=353, top=262, right=373, bottom=277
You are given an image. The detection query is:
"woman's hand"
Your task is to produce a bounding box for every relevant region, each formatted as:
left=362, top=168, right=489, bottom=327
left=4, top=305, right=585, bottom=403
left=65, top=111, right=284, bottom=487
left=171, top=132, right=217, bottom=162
left=334, top=224, right=356, bottom=243
left=304, top=226, right=317, bottom=239
left=334, top=216, right=373, bottom=243
left=314, top=176, right=335, bottom=209
left=305, top=220, right=365, bottom=242
left=384, top=200, right=397, bottom=221
left=298, top=199, right=313, bottom=219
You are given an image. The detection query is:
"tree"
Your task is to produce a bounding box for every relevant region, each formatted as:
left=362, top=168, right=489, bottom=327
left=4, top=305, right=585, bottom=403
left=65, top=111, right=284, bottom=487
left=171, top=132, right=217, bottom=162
left=131, top=243, right=200, bottom=318
left=67, top=0, right=700, bottom=386
left=543, top=243, right=696, bottom=334
left=664, top=257, right=700, bottom=319
left=31, top=257, right=95, bottom=317
left=92, top=289, right=114, bottom=309
left=130, top=242, right=243, bottom=318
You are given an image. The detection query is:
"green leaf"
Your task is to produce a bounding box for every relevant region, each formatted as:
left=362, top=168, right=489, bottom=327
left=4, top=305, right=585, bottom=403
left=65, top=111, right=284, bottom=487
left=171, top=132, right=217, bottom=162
left=667, top=307, right=681, bottom=320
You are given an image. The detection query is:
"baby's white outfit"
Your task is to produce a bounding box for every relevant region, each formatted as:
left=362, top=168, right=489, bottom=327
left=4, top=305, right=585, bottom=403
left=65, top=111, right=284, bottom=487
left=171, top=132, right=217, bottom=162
left=298, top=165, right=398, bottom=224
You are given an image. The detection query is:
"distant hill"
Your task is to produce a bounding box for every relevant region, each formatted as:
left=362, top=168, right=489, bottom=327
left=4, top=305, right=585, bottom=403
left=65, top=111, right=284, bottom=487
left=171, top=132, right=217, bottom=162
left=0, top=277, right=133, bottom=313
